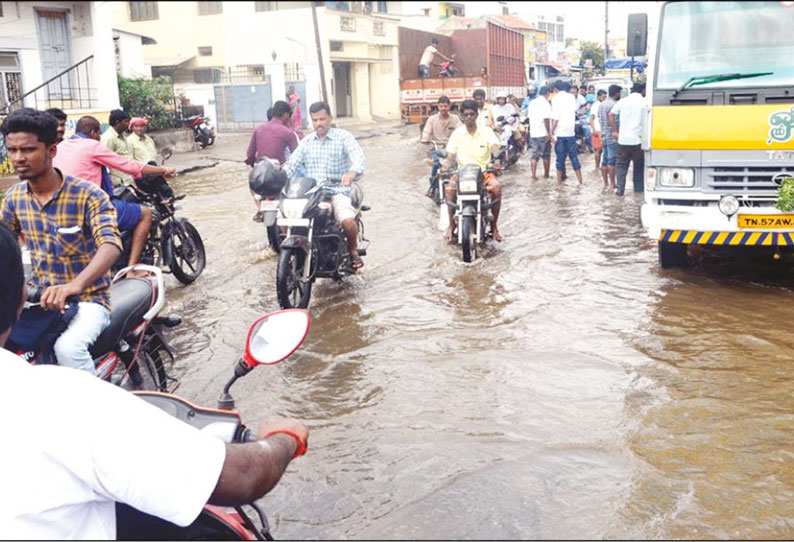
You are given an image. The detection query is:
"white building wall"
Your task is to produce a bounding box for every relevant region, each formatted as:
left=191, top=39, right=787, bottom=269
left=114, top=31, right=152, bottom=79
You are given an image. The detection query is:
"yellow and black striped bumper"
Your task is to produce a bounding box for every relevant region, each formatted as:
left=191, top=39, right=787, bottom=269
left=660, top=230, right=794, bottom=246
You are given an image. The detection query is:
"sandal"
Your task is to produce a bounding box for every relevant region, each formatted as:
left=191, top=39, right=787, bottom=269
left=350, top=254, right=364, bottom=271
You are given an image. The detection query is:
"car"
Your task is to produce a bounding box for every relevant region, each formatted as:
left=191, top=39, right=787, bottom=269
left=588, top=76, right=631, bottom=98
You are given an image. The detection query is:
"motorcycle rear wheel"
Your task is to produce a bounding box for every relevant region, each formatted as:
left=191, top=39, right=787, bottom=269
left=266, top=224, right=282, bottom=253
left=169, top=219, right=206, bottom=285
left=461, top=215, right=476, bottom=263
left=276, top=247, right=312, bottom=309
left=136, top=349, right=169, bottom=392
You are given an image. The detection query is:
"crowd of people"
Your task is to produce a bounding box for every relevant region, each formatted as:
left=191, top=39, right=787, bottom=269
left=420, top=79, right=649, bottom=198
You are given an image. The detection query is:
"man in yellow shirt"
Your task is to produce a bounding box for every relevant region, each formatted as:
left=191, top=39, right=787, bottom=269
left=100, top=109, right=133, bottom=186
left=472, top=89, right=494, bottom=129
left=441, top=99, right=503, bottom=243
left=127, top=117, right=158, bottom=164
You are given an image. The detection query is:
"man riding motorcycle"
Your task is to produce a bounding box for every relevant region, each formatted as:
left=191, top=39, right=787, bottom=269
left=282, top=101, right=367, bottom=271
left=441, top=99, right=503, bottom=243
left=420, top=95, right=461, bottom=198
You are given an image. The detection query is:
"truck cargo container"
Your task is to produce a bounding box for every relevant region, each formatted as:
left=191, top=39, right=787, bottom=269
left=399, top=22, right=525, bottom=124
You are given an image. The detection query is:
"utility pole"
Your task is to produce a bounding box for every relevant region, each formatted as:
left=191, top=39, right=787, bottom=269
left=604, top=1, right=609, bottom=75
left=312, top=1, right=329, bottom=104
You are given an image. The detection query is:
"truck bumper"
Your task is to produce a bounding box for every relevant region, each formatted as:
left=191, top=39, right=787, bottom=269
left=641, top=203, right=794, bottom=246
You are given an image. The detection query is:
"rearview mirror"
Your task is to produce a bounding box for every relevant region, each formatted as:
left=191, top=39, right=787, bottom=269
left=627, top=13, right=648, bottom=57
left=244, top=309, right=310, bottom=367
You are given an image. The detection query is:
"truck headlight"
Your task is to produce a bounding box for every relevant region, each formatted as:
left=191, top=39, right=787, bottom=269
left=658, top=167, right=695, bottom=188
left=646, top=168, right=656, bottom=191
left=718, top=195, right=739, bottom=217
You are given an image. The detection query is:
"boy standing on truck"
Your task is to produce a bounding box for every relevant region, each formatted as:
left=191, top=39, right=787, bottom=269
left=418, top=39, right=451, bottom=78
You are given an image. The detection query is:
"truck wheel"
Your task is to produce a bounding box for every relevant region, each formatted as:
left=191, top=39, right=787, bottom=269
left=658, top=242, right=689, bottom=269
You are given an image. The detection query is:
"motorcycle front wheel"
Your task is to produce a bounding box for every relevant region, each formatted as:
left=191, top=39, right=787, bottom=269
left=461, top=215, right=476, bottom=263
left=169, top=219, right=206, bottom=285
left=276, top=247, right=312, bottom=309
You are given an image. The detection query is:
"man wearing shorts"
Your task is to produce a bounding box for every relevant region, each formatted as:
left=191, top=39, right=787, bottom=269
left=527, top=86, right=553, bottom=180
left=54, top=116, right=175, bottom=268
left=441, top=99, right=503, bottom=243
left=598, top=85, right=621, bottom=191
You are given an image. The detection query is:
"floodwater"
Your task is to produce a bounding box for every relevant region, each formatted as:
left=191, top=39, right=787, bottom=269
left=163, top=126, right=794, bottom=539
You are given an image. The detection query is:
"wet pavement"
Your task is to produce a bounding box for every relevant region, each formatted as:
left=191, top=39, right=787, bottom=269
left=160, top=125, right=794, bottom=539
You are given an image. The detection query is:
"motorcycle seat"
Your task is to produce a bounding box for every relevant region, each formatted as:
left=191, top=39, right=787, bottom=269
left=89, top=278, right=155, bottom=358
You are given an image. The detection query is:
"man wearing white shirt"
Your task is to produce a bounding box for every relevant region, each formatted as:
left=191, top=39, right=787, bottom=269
left=527, top=85, right=553, bottom=180
left=550, top=80, right=583, bottom=186
left=0, top=223, right=308, bottom=540
left=588, top=89, right=607, bottom=183
left=608, top=82, right=649, bottom=196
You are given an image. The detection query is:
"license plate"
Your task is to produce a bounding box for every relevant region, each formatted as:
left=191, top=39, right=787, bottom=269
left=738, top=214, right=794, bottom=229
left=277, top=218, right=310, bottom=228
left=259, top=200, right=278, bottom=211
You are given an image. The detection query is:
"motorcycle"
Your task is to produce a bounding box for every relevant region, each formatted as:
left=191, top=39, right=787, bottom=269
left=436, top=54, right=458, bottom=77
left=249, top=158, right=289, bottom=253
left=426, top=141, right=455, bottom=231
left=275, top=177, right=370, bottom=309
left=113, top=158, right=207, bottom=285
left=447, top=163, right=500, bottom=263
left=6, top=265, right=181, bottom=392
left=186, top=115, right=215, bottom=149
left=493, top=115, right=520, bottom=170
left=116, top=308, right=311, bottom=540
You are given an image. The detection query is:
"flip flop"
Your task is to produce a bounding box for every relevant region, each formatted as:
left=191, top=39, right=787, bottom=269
left=351, top=254, right=364, bottom=270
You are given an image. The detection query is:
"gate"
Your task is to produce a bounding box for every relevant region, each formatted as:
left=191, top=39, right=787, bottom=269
left=213, top=81, right=272, bottom=132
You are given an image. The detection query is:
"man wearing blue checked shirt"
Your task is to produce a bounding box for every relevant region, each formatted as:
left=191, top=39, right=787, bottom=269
left=283, top=102, right=367, bottom=270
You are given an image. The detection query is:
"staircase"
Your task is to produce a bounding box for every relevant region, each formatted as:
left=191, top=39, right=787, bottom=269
left=0, top=55, right=96, bottom=115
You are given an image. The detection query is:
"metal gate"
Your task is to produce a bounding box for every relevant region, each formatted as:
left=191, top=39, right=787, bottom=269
left=213, top=82, right=272, bottom=132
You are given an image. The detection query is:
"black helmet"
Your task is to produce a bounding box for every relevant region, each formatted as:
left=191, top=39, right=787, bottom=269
left=249, top=159, right=288, bottom=197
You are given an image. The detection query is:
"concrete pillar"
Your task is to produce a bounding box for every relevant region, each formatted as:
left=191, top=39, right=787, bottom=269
left=352, top=61, right=371, bottom=122
left=91, top=2, right=119, bottom=110
left=265, top=61, right=286, bottom=108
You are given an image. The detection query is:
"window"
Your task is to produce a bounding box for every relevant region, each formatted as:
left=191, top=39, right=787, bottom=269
left=373, top=21, right=384, bottom=36
left=557, top=24, right=564, bottom=42
left=198, top=46, right=213, bottom=56
left=129, top=1, right=159, bottom=21
left=376, top=1, right=387, bottom=12
left=198, top=1, right=222, bottom=15
left=330, top=41, right=343, bottom=51
left=0, top=52, right=22, bottom=111
left=0, top=3, right=4, bottom=17
left=255, top=1, right=276, bottom=11
left=502, top=6, right=508, bottom=15
left=340, top=15, right=355, bottom=31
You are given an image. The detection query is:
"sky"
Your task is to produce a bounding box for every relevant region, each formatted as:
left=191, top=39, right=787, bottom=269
left=508, top=1, right=662, bottom=42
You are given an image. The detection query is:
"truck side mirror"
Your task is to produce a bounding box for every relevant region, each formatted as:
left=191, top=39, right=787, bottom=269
left=627, top=13, right=648, bottom=57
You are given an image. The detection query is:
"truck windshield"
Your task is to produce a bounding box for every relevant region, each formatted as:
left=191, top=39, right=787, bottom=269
left=656, top=1, right=794, bottom=90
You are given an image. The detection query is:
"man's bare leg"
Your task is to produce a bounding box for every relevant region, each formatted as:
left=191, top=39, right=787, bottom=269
left=489, top=184, right=503, bottom=242
left=574, top=168, right=583, bottom=185
left=531, top=158, right=539, bottom=180
left=128, top=206, right=152, bottom=267
left=341, top=218, right=358, bottom=256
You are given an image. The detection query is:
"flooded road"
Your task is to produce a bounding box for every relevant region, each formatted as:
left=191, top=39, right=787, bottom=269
left=164, top=127, right=794, bottom=539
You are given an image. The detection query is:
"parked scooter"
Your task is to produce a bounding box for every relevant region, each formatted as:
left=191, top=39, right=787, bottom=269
left=186, top=115, right=215, bottom=149
left=275, top=178, right=370, bottom=309
left=249, top=158, right=289, bottom=253
left=447, top=163, right=500, bottom=263
left=113, top=151, right=207, bottom=285
left=116, top=308, right=311, bottom=540
left=6, top=265, right=181, bottom=392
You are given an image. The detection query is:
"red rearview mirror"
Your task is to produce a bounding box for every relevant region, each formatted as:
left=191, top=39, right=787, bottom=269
left=243, top=309, right=310, bottom=368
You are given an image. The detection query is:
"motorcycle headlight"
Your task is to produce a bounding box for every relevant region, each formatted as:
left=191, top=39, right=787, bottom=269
left=658, top=167, right=695, bottom=188
left=645, top=168, right=656, bottom=192
left=719, top=195, right=739, bottom=217
left=281, top=198, right=308, bottom=219
left=459, top=180, right=478, bottom=193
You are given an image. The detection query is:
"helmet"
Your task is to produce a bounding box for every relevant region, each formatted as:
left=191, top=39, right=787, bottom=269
left=495, top=91, right=508, bottom=99
left=249, top=159, right=288, bottom=197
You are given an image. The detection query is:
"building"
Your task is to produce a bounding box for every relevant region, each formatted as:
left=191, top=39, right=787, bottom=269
left=518, top=12, right=566, bottom=62
left=112, top=1, right=401, bottom=131
left=0, top=1, right=121, bottom=124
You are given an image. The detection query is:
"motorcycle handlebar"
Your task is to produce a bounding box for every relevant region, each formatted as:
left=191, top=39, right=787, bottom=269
left=25, top=285, right=79, bottom=305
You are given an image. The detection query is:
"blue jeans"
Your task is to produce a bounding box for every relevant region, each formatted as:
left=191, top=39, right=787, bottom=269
left=429, top=149, right=441, bottom=188
left=555, top=136, right=581, bottom=171
left=53, top=302, right=111, bottom=375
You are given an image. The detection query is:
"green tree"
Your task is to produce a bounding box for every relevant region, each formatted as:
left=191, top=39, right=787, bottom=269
left=117, top=75, right=178, bottom=132
left=579, top=41, right=605, bottom=71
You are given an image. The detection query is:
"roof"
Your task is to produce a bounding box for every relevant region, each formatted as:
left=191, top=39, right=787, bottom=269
left=112, top=28, right=157, bottom=45
left=146, top=54, right=196, bottom=67
left=489, top=15, right=535, bottom=31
